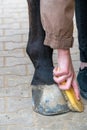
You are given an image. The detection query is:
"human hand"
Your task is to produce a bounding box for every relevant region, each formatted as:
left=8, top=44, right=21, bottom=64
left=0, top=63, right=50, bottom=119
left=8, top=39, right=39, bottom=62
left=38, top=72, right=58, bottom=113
left=53, top=49, right=80, bottom=100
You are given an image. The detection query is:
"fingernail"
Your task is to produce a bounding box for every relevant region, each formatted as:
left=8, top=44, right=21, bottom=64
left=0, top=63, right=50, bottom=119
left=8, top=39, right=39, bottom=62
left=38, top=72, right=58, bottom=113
left=78, top=96, right=80, bottom=100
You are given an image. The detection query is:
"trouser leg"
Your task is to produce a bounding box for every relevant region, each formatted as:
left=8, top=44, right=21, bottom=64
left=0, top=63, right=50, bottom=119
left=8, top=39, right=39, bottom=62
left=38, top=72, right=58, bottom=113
left=40, top=0, right=75, bottom=49
left=75, top=0, right=87, bottom=62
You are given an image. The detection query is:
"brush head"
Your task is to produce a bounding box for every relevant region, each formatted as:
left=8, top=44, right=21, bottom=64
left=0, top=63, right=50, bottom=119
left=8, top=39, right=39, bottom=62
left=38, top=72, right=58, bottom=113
left=62, top=87, right=84, bottom=112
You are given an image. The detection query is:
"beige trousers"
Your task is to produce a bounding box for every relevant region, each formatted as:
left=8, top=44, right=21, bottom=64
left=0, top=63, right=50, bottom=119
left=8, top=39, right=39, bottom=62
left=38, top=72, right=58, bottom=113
left=40, top=0, right=75, bottom=49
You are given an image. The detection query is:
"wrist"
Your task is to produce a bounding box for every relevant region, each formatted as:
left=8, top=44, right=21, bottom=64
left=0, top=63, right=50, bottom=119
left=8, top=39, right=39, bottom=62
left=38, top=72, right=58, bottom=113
left=58, top=49, right=70, bottom=56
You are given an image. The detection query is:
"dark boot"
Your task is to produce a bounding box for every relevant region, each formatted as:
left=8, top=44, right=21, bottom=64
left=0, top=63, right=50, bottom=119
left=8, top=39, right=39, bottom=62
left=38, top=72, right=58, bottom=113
left=77, top=67, right=87, bottom=99
left=26, top=0, right=69, bottom=115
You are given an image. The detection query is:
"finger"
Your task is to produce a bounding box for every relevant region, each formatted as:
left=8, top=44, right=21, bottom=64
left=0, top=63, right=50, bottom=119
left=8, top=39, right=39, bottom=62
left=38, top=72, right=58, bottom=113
left=53, top=67, right=68, bottom=77
left=53, top=74, right=70, bottom=84
left=72, top=79, right=80, bottom=100
left=58, top=76, right=72, bottom=90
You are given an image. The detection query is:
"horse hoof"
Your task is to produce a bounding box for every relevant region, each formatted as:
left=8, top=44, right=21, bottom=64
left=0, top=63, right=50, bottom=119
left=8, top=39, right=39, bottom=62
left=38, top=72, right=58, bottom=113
left=32, top=84, right=70, bottom=116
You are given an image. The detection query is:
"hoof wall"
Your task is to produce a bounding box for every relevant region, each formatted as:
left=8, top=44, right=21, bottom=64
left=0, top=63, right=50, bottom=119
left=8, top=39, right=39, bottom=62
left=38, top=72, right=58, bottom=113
left=32, top=84, right=70, bottom=116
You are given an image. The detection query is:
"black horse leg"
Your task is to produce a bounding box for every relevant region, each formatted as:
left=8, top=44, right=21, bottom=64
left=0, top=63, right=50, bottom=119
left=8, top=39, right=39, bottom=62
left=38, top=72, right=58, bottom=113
left=26, top=0, right=69, bottom=115
left=26, top=0, right=54, bottom=85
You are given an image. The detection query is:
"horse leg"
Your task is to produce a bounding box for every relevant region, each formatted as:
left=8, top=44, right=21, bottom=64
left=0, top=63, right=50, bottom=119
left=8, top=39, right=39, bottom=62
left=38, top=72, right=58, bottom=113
left=26, top=0, right=69, bottom=115
left=26, top=0, right=54, bottom=85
